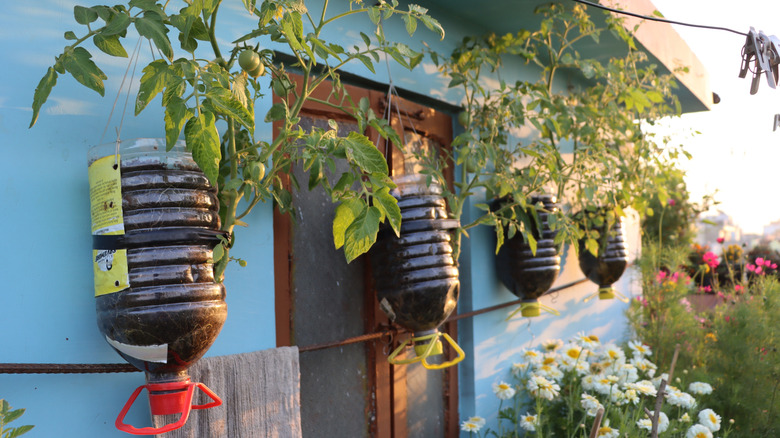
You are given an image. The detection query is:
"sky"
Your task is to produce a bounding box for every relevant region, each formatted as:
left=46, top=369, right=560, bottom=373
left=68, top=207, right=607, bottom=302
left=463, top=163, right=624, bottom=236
left=643, top=1, right=780, bottom=235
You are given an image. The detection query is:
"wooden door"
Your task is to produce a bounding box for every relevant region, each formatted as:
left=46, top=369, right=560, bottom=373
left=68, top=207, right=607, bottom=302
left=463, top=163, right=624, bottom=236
left=273, top=74, right=458, bottom=437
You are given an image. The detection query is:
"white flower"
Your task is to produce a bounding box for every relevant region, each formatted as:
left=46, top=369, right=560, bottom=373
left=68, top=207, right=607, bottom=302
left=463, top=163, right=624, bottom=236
left=535, top=362, right=564, bottom=381
left=467, top=416, right=485, bottom=428
left=581, top=374, right=597, bottom=391
left=681, top=412, right=691, bottom=422
left=652, top=373, right=669, bottom=388
left=602, top=343, right=626, bottom=364
left=492, top=381, right=516, bottom=400
left=636, top=418, right=652, bottom=431
left=666, top=388, right=697, bottom=409
left=560, top=343, right=584, bottom=361
left=629, top=356, right=657, bottom=377
left=697, top=409, right=721, bottom=432
left=511, top=362, right=530, bottom=377
left=645, top=411, right=669, bottom=433
left=596, top=425, right=619, bottom=438
left=519, top=348, right=543, bottom=364
left=628, top=340, right=652, bottom=357
left=542, top=338, right=564, bottom=351
left=460, top=420, right=482, bottom=433
left=593, top=375, right=619, bottom=396
left=685, top=424, right=713, bottom=438
left=574, top=331, right=601, bottom=349
left=611, top=363, right=639, bottom=384
left=622, top=389, right=639, bottom=405
left=519, top=412, right=538, bottom=431
left=581, top=393, right=603, bottom=417
left=688, top=382, right=713, bottom=395
left=625, top=380, right=657, bottom=397
left=527, top=375, right=560, bottom=400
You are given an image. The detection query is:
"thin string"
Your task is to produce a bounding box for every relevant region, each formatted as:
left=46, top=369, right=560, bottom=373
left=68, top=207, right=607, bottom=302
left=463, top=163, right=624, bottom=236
left=98, top=38, right=141, bottom=165
left=570, top=0, right=747, bottom=37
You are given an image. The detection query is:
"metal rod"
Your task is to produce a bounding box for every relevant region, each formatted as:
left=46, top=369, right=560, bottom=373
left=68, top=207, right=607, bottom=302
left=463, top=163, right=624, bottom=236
left=0, top=278, right=592, bottom=373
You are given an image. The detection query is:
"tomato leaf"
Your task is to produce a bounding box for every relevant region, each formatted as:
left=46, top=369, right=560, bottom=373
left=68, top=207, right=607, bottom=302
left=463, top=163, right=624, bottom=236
left=344, top=206, right=382, bottom=263
left=135, top=12, right=173, bottom=60
left=101, top=13, right=131, bottom=36
left=373, top=187, right=401, bottom=237
left=343, top=132, right=387, bottom=174
left=93, top=34, right=128, bottom=57
left=135, top=59, right=169, bottom=115
left=333, top=198, right=364, bottom=250
left=206, top=87, right=254, bottom=132
left=61, top=47, right=106, bottom=97
left=74, top=6, right=98, bottom=25
left=164, top=97, right=191, bottom=150
left=184, top=111, right=221, bottom=186
left=29, top=67, right=58, bottom=128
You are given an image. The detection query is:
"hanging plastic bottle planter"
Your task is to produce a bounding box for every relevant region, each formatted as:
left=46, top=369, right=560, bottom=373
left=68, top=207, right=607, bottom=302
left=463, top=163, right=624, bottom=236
left=495, top=195, right=562, bottom=318
left=370, top=175, right=464, bottom=370
left=88, top=139, right=226, bottom=435
left=577, top=213, right=629, bottom=302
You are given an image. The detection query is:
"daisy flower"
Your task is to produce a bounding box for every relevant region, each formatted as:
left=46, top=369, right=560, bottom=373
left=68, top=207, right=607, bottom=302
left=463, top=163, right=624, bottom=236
left=622, top=388, right=639, bottom=405
left=697, top=409, right=721, bottom=432
left=519, top=412, right=538, bottom=431
left=492, top=381, right=516, bottom=400
left=519, top=348, right=543, bottom=364
left=580, top=393, right=603, bottom=416
left=467, top=416, right=485, bottom=428
left=574, top=332, right=601, bottom=349
left=680, top=412, right=691, bottom=422
left=602, top=343, right=625, bottom=363
left=636, top=418, right=652, bottom=431
left=511, top=362, right=530, bottom=377
left=628, top=340, right=652, bottom=357
left=644, top=411, right=669, bottom=433
left=560, top=343, right=584, bottom=361
left=625, top=380, right=657, bottom=397
left=596, top=425, right=619, bottom=438
left=666, top=389, right=697, bottom=409
left=685, top=424, right=713, bottom=438
left=541, top=338, right=563, bottom=352
left=688, top=382, right=713, bottom=395
left=527, top=375, right=560, bottom=400
left=460, top=419, right=482, bottom=433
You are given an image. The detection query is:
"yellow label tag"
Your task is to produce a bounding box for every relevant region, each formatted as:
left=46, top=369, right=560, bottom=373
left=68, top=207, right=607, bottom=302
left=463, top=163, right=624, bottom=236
left=89, top=154, right=128, bottom=296
left=93, top=249, right=129, bottom=296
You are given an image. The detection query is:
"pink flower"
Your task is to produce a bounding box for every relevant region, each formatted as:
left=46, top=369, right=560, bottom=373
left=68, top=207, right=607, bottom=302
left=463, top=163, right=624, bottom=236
left=702, top=252, right=719, bottom=269
left=717, top=291, right=726, bottom=300
left=717, top=237, right=725, bottom=244
left=735, top=285, right=744, bottom=293
left=655, top=270, right=668, bottom=283
left=756, top=266, right=764, bottom=274
left=668, top=199, right=676, bottom=206
left=773, top=264, right=778, bottom=270
left=757, top=257, right=765, bottom=266
left=679, top=298, right=692, bottom=313
left=698, top=285, right=712, bottom=293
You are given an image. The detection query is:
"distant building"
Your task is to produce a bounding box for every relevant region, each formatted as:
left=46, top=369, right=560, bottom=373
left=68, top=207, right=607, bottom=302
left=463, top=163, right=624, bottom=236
left=696, top=210, right=742, bottom=245
left=764, top=219, right=780, bottom=240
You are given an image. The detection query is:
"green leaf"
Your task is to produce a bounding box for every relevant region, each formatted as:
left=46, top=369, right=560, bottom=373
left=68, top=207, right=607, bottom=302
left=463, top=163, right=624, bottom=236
left=62, top=47, right=107, bottom=96
left=367, top=7, right=381, bottom=24
left=64, top=31, right=77, bottom=40
left=355, top=54, right=376, bottom=73
left=135, top=59, right=169, bottom=115
left=101, top=13, right=131, bottom=36
left=206, top=87, right=254, bottom=131
left=74, top=6, right=98, bottom=25
left=494, top=222, right=504, bottom=254
left=135, top=12, right=173, bottom=60
left=344, top=132, right=387, bottom=174
left=264, top=102, right=288, bottom=122
left=9, top=425, right=34, bottom=438
left=93, top=34, right=128, bottom=57
left=212, top=241, right=225, bottom=263
left=164, top=97, right=190, bottom=149
left=373, top=187, right=401, bottom=237
left=184, top=111, right=221, bottom=186
left=403, top=15, right=417, bottom=35
left=419, top=14, right=444, bottom=39
left=586, top=238, right=599, bottom=256
left=344, top=206, right=382, bottom=263
left=333, top=198, right=364, bottom=250
left=29, top=67, right=58, bottom=128
left=3, top=407, right=24, bottom=424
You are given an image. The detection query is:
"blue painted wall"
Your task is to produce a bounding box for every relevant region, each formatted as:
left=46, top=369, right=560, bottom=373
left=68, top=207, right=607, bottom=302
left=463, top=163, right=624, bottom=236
left=0, top=2, right=275, bottom=436
left=1, top=1, right=657, bottom=436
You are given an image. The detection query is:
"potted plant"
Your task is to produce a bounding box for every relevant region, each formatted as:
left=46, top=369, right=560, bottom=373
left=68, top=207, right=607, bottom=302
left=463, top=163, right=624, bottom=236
left=29, top=0, right=443, bottom=433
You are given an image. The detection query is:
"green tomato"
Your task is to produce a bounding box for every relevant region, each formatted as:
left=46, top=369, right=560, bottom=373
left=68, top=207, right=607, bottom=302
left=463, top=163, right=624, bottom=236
left=238, top=50, right=261, bottom=72
left=251, top=161, right=266, bottom=182
left=247, top=62, right=265, bottom=78
left=457, top=111, right=471, bottom=127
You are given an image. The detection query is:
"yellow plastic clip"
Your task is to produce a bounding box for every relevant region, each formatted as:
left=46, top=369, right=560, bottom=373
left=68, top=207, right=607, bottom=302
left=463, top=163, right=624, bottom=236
left=387, top=332, right=465, bottom=370
left=584, top=287, right=630, bottom=303
left=421, top=333, right=465, bottom=370
left=505, top=301, right=560, bottom=321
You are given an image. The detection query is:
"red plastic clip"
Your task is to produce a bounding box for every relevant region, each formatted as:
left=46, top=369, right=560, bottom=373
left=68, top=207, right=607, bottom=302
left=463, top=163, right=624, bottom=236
left=115, top=379, right=222, bottom=435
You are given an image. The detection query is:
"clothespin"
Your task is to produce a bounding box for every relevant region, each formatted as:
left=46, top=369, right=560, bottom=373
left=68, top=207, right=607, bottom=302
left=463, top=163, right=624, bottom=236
left=758, top=31, right=779, bottom=90
left=739, top=28, right=767, bottom=94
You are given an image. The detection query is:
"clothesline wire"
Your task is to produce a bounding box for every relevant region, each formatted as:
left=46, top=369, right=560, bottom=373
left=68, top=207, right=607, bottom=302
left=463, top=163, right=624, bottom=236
left=571, top=0, right=748, bottom=37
